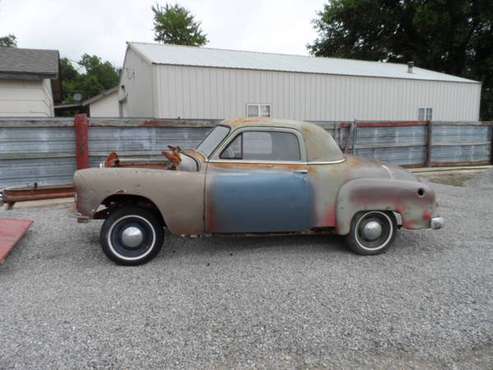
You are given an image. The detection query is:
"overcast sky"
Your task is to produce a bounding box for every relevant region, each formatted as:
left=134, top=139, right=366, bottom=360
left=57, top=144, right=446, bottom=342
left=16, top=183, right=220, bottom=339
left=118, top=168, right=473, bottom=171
left=0, top=0, right=325, bottom=67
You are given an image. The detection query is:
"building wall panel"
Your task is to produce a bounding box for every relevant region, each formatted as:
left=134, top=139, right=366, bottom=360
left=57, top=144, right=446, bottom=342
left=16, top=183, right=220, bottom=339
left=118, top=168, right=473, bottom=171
left=120, top=48, right=154, bottom=117
left=154, top=65, right=481, bottom=121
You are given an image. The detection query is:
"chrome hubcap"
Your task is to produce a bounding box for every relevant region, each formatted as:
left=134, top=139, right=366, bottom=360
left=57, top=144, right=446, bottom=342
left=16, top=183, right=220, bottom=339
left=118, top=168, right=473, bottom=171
left=121, top=226, right=144, bottom=248
left=361, top=220, right=383, bottom=241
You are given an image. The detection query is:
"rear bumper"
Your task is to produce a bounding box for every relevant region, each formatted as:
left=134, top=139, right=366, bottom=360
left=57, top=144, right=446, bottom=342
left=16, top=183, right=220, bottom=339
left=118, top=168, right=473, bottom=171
left=431, top=216, right=444, bottom=230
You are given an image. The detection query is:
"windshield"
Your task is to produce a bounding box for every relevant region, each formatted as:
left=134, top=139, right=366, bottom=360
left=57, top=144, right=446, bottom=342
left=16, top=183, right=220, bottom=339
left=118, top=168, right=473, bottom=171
left=196, top=125, right=230, bottom=157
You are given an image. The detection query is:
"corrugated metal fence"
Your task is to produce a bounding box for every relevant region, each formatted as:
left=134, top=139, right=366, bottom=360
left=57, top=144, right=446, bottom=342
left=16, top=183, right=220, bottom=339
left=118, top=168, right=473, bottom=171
left=1, top=117, right=491, bottom=189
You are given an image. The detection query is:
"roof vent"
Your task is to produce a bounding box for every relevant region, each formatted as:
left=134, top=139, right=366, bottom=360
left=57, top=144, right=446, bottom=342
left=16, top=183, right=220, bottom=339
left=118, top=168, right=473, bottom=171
left=407, top=61, right=414, bottom=74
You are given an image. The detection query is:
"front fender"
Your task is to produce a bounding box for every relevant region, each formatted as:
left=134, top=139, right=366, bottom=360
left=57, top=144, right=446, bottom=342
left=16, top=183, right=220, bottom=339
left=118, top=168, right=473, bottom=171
left=336, top=178, right=436, bottom=235
left=74, top=168, right=205, bottom=235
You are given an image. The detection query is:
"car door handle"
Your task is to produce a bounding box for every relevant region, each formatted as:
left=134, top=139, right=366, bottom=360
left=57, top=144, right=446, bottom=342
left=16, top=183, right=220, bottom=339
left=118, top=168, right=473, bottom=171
left=293, top=169, right=308, bottom=174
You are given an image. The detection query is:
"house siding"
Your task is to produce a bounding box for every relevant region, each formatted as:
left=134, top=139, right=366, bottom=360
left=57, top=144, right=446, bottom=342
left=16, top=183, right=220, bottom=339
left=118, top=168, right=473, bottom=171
left=0, top=79, right=54, bottom=117
left=89, top=91, right=119, bottom=117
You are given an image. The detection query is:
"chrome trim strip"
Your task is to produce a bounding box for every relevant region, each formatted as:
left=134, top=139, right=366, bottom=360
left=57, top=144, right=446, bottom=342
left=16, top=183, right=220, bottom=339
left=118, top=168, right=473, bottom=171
left=308, top=159, right=346, bottom=165
left=381, top=164, right=393, bottom=178
left=208, top=159, right=304, bottom=165
left=207, top=158, right=346, bottom=165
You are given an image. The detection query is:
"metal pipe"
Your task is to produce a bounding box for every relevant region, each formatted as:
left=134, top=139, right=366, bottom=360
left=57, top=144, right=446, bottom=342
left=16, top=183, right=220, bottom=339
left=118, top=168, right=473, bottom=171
left=74, top=114, right=90, bottom=170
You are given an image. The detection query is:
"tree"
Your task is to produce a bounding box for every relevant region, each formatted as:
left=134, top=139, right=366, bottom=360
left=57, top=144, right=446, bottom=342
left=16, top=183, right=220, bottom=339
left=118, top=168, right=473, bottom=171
left=0, top=34, right=16, bottom=47
left=152, top=3, right=208, bottom=46
left=308, top=0, right=493, bottom=120
left=60, top=55, right=119, bottom=103
left=79, top=54, right=120, bottom=92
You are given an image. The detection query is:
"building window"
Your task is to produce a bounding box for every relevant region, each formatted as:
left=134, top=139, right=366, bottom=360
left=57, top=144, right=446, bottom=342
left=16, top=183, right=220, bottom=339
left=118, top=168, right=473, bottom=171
left=418, top=107, right=432, bottom=120
left=247, top=104, right=271, bottom=118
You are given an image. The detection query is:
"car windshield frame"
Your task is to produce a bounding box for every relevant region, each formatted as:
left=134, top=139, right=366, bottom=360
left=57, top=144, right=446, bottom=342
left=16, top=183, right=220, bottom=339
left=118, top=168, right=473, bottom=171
left=196, top=125, right=231, bottom=158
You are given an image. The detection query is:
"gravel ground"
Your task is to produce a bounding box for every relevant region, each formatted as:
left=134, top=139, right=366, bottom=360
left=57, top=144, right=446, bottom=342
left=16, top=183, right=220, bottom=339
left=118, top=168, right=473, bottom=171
left=0, top=171, right=492, bottom=369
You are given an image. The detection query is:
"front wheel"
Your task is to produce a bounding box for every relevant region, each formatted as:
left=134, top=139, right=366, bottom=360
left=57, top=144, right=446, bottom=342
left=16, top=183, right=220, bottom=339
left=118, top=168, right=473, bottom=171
left=100, top=206, right=164, bottom=265
left=345, top=211, right=397, bottom=255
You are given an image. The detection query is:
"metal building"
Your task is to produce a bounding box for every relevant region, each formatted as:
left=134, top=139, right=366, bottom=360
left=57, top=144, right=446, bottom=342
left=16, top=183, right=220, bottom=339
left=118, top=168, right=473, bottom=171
left=119, top=42, right=481, bottom=121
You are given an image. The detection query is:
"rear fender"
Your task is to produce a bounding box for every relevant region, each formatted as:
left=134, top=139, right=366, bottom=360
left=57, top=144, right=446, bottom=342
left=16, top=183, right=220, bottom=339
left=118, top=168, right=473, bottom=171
left=336, top=178, right=436, bottom=235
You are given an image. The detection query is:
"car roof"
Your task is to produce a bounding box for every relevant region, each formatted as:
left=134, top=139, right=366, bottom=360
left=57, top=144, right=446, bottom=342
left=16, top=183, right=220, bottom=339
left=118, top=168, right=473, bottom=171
left=222, top=117, right=312, bottom=130
left=221, top=118, right=345, bottom=162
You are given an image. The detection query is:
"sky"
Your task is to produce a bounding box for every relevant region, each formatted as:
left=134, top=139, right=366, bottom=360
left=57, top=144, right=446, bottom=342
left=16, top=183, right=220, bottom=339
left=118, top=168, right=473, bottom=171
left=0, top=0, right=326, bottom=67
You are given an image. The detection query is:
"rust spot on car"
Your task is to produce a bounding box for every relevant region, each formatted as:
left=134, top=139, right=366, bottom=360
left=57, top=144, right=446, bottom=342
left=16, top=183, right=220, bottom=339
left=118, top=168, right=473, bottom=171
left=403, top=219, right=416, bottom=229
left=227, top=117, right=271, bottom=127
left=104, top=151, right=120, bottom=167
left=395, top=205, right=405, bottom=214
left=104, top=151, right=168, bottom=170
left=323, top=206, right=337, bottom=226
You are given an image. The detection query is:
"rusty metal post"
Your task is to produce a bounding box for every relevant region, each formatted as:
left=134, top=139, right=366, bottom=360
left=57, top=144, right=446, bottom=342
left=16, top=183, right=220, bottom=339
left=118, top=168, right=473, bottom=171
left=425, top=120, right=433, bottom=167
left=490, top=124, right=493, bottom=164
left=344, top=120, right=358, bottom=154
left=74, top=114, right=90, bottom=169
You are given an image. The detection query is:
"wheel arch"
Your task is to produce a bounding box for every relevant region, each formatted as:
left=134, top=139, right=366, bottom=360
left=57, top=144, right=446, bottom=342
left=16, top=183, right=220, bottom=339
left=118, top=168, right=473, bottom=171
left=96, top=193, right=167, bottom=227
left=336, top=178, right=434, bottom=235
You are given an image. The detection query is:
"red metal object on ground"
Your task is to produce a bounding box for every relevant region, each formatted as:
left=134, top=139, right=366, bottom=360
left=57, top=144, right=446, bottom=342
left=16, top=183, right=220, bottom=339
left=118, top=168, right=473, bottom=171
left=0, top=219, right=33, bottom=264
left=74, top=114, right=90, bottom=170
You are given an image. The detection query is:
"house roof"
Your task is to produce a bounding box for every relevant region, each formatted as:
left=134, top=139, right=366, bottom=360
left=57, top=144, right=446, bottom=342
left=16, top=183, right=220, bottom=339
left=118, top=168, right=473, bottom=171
left=84, top=86, right=118, bottom=105
left=0, top=47, right=59, bottom=80
left=128, top=42, right=478, bottom=84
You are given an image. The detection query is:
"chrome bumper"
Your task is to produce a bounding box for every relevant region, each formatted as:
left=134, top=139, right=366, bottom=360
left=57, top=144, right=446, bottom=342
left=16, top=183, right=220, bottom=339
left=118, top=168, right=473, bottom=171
left=431, top=216, right=444, bottom=230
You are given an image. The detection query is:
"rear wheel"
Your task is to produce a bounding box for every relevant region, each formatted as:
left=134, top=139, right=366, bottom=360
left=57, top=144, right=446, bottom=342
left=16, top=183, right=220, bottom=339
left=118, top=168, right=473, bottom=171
left=100, top=206, right=164, bottom=265
left=345, top=211, right=397, bottom=255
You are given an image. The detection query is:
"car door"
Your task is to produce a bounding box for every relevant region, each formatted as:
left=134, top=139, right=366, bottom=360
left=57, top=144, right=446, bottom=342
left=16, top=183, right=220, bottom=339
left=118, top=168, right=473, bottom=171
left=205, top=127, right=314, bottom=233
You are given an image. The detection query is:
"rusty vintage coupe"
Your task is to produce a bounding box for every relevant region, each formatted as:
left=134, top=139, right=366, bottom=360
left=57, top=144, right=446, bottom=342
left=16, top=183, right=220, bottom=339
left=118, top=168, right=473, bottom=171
left=74, top=118, right=443, bottom=265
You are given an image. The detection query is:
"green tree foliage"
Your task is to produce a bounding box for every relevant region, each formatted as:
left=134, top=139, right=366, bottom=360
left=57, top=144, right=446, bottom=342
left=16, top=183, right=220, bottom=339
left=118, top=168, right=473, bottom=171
left=152, top=3, right=208, bottom=46
left=60, top=54, right=119, bottom=103
left=0, top=34, right=16, bottom=47
left=308, top=0, right=493, bottom=120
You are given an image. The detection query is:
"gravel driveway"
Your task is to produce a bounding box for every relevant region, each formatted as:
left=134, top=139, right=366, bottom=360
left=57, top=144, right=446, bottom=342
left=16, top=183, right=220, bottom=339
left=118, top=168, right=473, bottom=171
left=0, top=171, right=492, bottom=369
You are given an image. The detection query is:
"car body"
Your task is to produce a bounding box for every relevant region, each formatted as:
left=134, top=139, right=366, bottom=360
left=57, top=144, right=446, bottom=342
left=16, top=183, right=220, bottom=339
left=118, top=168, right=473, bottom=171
left=74, top=118, right=443, bottom=265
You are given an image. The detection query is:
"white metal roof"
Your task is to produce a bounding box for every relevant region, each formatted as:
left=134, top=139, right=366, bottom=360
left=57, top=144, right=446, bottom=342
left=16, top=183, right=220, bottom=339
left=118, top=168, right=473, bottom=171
left=128, top=42, right=478, bottom=84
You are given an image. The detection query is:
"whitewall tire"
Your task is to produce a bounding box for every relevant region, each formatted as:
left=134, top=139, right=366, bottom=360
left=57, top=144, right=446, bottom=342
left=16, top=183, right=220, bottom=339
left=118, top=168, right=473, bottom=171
left=345, top=211, right=397, bottom=255
left=100, top=206, right=164, bottom=265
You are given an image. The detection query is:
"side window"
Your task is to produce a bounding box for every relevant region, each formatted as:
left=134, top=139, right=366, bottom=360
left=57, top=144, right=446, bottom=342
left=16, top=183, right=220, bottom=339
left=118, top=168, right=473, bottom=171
left=220, top=131, right=301, bottom=161
left=220, top=134, right=242, bottom=159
